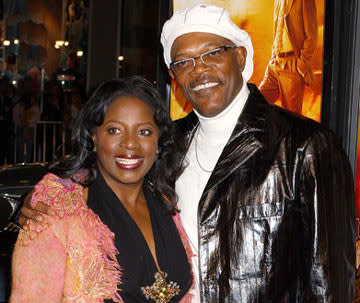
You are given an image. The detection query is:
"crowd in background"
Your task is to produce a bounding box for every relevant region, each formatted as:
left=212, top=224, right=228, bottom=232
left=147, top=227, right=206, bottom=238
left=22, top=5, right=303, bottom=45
left=0, top=76, right=85, bottom=165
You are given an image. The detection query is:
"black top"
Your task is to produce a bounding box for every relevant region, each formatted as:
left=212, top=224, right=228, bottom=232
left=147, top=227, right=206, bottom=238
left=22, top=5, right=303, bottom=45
left=87, top=172, right=192, bottom=302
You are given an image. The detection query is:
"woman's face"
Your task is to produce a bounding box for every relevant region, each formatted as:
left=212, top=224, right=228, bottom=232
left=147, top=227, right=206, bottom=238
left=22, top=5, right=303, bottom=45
left=93, top=96, right=159, bottom=188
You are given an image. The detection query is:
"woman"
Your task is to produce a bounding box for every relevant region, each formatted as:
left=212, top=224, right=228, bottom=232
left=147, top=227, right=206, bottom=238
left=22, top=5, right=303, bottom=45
left=10, top=76, right=193, bottom=303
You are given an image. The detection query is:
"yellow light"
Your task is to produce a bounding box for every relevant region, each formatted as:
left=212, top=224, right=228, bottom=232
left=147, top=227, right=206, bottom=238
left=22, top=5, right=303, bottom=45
left=14, top=39, right=19, bottom=45
left=55, top=40, right=65, bottom=47
left=55, top=44, right=60, bottom=49
left=64, top=41, right=69, bottom=47
left=3, top=40, right=10, bottom=46
left=118, top=55, right=124, bottom=61
left=76, top=50, right=83, bottom=57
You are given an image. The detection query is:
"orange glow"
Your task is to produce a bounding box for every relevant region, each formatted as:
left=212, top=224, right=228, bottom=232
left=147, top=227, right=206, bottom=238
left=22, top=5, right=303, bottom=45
left=170, top=79, right=193, bottom=120
left=273, top=88, right=322, bottom=122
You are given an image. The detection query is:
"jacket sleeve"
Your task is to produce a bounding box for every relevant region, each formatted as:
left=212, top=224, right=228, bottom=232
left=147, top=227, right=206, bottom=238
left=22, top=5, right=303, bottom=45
left=10, top=217, right=67, bottom=302
left=295, top=0, right=318, bottom=83
left=299, top=129, right=356, bottom=302
left=299, top=0, right=317, bottom=64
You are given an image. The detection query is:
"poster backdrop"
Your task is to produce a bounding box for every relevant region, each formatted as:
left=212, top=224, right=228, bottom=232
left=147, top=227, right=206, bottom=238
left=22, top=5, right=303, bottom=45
left=170, top=0, right=324, bottom=122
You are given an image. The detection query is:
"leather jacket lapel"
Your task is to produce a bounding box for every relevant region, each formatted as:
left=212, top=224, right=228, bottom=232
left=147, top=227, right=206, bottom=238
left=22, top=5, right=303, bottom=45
left=198, top=85, right=283, bottom=222
left=200, top=84, right=268, bottom=197
left=174, top=84, right=290, bottom=223
left=175, top=111, right=199, bottom=170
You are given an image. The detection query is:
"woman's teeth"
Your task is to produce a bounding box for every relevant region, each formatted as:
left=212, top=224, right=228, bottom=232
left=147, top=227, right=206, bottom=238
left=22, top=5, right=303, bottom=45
left=116, top=158, right=142, bottom=165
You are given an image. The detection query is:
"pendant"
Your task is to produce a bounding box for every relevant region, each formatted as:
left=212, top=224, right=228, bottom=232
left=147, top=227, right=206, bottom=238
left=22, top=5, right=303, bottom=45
left=141, top=271, right=180, bottom=303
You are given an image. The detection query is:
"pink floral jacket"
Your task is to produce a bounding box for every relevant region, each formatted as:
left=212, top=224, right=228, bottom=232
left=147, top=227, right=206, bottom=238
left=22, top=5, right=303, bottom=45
left=10, top=173, right=194, bottom=303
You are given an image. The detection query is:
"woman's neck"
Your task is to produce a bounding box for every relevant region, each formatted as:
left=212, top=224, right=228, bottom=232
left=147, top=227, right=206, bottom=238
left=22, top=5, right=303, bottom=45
left=110, top=180, right=145, bottom=208
left=96, top=169, right=145, bottom=209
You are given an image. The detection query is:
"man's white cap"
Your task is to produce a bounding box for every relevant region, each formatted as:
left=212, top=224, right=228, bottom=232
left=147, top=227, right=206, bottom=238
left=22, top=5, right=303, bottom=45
left=160, top=4, right=254, bottom=81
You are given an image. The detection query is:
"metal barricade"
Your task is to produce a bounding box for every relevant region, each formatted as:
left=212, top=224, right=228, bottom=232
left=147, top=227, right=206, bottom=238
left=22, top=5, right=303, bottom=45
left=13, top=121, right=67, bottom=164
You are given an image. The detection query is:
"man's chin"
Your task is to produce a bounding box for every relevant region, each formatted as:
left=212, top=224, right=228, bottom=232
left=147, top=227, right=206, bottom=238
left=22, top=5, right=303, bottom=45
left=194, top=104, right=224, bottom=117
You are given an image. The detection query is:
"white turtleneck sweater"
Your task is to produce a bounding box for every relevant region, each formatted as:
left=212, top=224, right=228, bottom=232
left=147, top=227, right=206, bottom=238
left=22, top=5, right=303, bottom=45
left=175, top=83, right=250, bottom=302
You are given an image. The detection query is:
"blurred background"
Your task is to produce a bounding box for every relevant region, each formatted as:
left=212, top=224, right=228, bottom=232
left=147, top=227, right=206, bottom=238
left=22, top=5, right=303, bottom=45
left=0, top=1, right=164, bottom=301
left=0, top=0, right=162, bottom=166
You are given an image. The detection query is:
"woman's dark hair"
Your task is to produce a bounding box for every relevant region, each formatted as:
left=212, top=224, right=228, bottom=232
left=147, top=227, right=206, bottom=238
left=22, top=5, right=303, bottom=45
left=51, top=76, right=179, bottom=213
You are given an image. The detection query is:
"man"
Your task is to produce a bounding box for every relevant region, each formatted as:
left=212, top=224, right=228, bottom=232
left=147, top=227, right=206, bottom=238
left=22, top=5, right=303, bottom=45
left=259, top=0, right=318, bottom=114
left=161, top=4, right=354, bottom=302
left=17, top=4, right=355, bottom=303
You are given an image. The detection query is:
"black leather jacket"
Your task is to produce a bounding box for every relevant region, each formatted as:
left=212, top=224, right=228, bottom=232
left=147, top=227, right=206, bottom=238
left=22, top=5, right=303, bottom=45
left=174, top=84, right=356, bottom=302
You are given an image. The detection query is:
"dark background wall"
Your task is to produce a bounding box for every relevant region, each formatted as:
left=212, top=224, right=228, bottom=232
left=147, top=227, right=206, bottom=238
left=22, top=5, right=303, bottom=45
left=86, top=0, right=119, bottom=92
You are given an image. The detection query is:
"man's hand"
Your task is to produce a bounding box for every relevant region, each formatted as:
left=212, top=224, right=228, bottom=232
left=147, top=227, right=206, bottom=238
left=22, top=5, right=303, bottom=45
left=296, top=58, right=313, bottom=86
left=18, top=190, right=53, bottom=230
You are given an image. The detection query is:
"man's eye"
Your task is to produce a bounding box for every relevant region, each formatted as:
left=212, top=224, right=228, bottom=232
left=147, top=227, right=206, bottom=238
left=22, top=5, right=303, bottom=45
left=175, top=59, right=191, bottom=67
left=139, top=129, right=152, bottom=136
left=207, top=48, right=224, bottom=57
left=107, top=128, right=120, bottom=135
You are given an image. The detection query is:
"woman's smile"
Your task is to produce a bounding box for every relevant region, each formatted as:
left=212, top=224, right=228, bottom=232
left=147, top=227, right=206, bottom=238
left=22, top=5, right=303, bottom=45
left=115, top=155, right=144, bottom=169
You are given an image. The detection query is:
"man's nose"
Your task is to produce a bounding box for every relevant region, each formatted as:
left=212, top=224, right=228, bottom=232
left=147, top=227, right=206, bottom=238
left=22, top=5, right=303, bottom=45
left=192, top=55, right=210, bottom=73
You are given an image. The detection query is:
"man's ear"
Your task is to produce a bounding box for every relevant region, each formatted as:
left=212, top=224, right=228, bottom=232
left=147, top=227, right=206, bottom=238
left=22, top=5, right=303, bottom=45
left=168, top=69, right=175, bottom=79
left=235, top=47, right=247, bottom=73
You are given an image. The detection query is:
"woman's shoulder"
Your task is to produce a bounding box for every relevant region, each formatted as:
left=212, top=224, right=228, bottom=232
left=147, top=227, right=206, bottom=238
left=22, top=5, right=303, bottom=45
left=31, top=173, right=86, bottom=218
left=17, top=173, right=88, bottom=246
